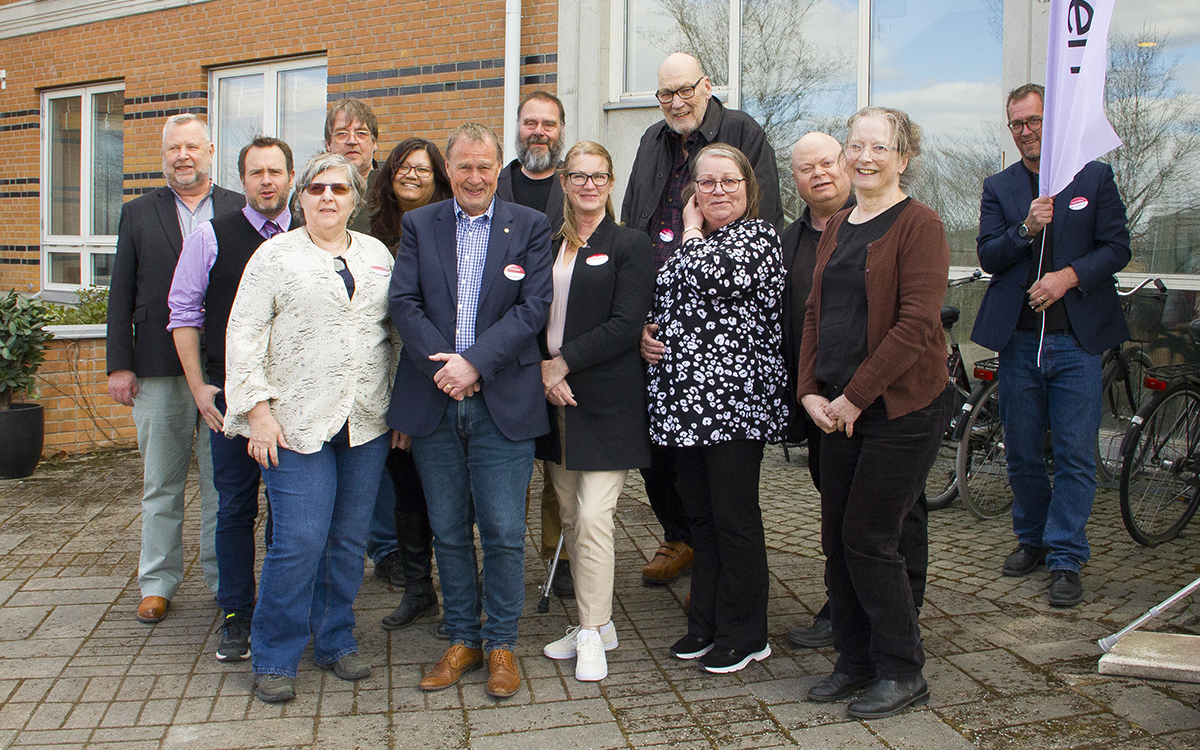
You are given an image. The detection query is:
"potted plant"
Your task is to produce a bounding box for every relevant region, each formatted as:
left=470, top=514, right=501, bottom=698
left=0, top=291, right=54, bottom=478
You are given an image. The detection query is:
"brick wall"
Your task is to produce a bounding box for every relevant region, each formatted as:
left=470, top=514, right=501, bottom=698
left=0, top=0, right=559, bottom=292
left=34, top=333, right=136, bottom=458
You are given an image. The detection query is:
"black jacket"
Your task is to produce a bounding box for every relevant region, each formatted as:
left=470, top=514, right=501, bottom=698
left=535, top=217, right=655, bottom=471
left=497, top=159, right=565, bottom=235
left=106, top=185, right=245, bottom=376
left=620, top=98, right=783, bottom=233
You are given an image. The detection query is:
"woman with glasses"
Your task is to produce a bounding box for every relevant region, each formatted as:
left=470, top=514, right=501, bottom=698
left=537, top=141, right=654, bottom=682
left=798, top=108, right=950, bottom=719
left=645, top=142, right=786, bottom=674
left=364, top=139, right=453, bottom=633
left=224, top=152, right=397, bottom=704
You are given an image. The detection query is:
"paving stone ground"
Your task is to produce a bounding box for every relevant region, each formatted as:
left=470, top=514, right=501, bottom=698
left=1, top=446, right=1199, bottom=749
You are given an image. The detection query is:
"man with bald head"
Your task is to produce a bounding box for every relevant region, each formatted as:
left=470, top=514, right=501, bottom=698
left=623, top=52, right=783, bottom=587
left=780, top=132, right=929, bottom=650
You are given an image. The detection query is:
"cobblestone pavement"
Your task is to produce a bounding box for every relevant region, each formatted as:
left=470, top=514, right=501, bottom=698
left=2, top=447, right=1199, bottom=749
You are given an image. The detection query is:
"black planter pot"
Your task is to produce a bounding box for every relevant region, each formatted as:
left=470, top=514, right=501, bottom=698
left=0, top=403, right=45, bottom=479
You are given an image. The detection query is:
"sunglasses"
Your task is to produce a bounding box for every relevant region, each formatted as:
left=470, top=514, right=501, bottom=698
left=303, top=182, right=353, bottom=197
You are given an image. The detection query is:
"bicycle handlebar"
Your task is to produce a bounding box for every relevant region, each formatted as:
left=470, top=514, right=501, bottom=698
left=1119, top=277, right=1167, bottom=297
left=948, top=269, right=989, bottom=288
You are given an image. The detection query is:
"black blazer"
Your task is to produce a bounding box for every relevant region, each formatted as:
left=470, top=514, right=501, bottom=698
left=497, top=160, right=565, bottom=235
left=106, top=185, right=245, bottom=376
left=535, top=217, right=655, bottom=471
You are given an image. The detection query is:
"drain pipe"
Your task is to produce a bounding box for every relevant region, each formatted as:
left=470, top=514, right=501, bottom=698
left=502, top=0, right=521, bottom=162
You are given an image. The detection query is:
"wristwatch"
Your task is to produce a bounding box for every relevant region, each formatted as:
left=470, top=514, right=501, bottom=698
left=1018, top=222, right=1031, bottom=239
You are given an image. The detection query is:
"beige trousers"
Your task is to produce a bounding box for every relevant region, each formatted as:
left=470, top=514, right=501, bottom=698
left=545, top=407, right=627, bottom=628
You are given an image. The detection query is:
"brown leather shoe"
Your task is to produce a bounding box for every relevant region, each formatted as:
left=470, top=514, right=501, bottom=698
left=486, top=647, right=521, bottom=698
left=418, top=644, right=483, bottom=691
left=137, top=596, right=169, bottom=623
left=642, top=541, right=694, bottom=585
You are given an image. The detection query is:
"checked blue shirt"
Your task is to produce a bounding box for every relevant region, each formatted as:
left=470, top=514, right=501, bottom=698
left=453, top=198, right=495, bottom=353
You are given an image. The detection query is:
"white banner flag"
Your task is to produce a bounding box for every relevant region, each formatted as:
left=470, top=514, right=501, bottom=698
left=1040, top=0, right=1122, bottom=197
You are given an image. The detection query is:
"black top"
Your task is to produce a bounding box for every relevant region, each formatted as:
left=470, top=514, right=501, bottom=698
left=510, top=167, right=555, bottom=214
left=206, top=210, right=269, bottom=383
left=817, top=198, right=910, bottom=387
left=1017, top=165, right=1070, bottom=332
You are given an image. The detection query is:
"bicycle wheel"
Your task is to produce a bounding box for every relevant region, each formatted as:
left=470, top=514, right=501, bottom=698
left=1096, top=349, right=1152, bottom=484
left=956, top=380, right=1013, bottom=519
left=927, top=383, right=968, bottom=510
left=1118, top=381, right=1200, bottom=546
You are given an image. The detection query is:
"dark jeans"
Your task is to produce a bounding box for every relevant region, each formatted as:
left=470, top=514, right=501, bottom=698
left=640, top=445, right=691, bottom=545
left=676, top=440, right=769, bottom=653
left=820, top=394, right=944, bottom=680
left=210, top=388, right=265, bottom=618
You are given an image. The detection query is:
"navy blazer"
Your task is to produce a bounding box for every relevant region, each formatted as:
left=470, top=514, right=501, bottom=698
left=970, top=160, right=1131, bottom=355
left=106, top=185, right=245, bottom=377
left=388, top=197, right=554, bottom=440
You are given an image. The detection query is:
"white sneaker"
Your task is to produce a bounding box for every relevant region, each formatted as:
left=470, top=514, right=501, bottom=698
left=543, top=622, right=619, bottom=659
left=574, top=628, right=608, bottom=681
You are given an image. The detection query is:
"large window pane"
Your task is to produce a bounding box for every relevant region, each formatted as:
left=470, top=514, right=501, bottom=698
left=216, top=74, right=264, bottom=186
left=870, top=0, right=1005, bottom=265
left=49, top=96, right=82, bottom=236
left=739, top=0, right=858, bottom=217
left=626, top=0, right=730, bottom=93
left=278, top=66, right=327, bottom=182
left=1106, top=2, right=1200, bottom=279
left=91, top=90, right=124, bottom=236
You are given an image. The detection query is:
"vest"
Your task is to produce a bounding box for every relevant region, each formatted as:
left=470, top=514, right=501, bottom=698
left=206, top=210, right=268, bottom=383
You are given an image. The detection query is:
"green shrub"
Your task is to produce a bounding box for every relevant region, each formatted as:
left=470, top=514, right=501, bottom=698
left=0, top=291, right=54, bottom=409
left=45, top=287, right=110, bottom=326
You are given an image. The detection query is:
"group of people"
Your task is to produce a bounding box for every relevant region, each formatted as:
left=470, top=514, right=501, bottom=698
left=105, top=48, right=1132, bottom=718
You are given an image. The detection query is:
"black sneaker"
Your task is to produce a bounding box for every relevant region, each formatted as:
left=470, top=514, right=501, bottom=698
left=216, top=613, right=251, bottom=662
left=1048, top=570, right=1083, bottom=607
left=670, top=633, right=714, bottom=660
left=699, top=644, right=771, bottom=673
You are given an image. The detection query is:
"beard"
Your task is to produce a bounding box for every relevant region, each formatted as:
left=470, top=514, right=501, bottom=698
left=165, top=161, right=210, bottom=190
left=516, top=135, right=563, bottom=173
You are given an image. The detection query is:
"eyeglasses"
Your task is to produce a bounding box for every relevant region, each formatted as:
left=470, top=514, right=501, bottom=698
left=1007, top=116, right=1043, bottom=133
left=844, top=143, right=894, bottom=158
left=694, top=177, right=744, bottom=193
left=655, top=77, right=705, bottom=104
left=303, top=182, right=353, bottom=197
left=332, top=128, right=374, bottom=143
left=397, top=164, right=434, bottom=178
left=566, top=172, right=612, bottom=187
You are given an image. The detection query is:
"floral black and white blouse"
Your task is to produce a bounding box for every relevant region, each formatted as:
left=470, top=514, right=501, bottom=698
left=647, top=218, right=787, bottom=447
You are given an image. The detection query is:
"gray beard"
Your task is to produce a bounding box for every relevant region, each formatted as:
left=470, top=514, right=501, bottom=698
left=516, top=138, right=562, bottom=174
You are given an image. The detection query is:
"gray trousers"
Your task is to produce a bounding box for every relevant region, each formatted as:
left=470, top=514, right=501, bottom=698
left=132, top=376, right=219, bottom=599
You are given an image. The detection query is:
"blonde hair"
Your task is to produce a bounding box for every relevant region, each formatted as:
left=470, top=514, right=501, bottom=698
left=557, top=141, right=616, bottom=250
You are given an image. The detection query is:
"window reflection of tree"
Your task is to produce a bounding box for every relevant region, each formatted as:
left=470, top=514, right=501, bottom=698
left=1102, top=28, right=1200, bottom=275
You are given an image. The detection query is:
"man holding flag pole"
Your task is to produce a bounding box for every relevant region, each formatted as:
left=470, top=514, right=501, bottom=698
left=971, top=0, right=1131, bottom=607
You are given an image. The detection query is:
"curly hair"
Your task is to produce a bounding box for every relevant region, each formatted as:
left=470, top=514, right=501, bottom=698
left=366, top=138, right=452, bottom=248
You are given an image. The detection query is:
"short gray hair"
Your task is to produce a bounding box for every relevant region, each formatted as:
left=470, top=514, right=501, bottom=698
left=447, top=122, right=503, bottom=163
left=162, top=114, right=211, bottom=143
left=296, top=152, right=366, bottom=217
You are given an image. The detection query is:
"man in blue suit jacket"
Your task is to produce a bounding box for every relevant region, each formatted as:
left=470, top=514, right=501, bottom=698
left=971, top=84, right=1131, bottom=608
left=389, top=123, right=552, bottom=698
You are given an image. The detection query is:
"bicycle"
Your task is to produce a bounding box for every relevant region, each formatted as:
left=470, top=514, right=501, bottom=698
left=953, top=357, right=1010, bottom=519
left=1095, top=278, right=1166, bottom=485
left=1117, top=318, right=1200, bottom=546
left=926, top=270, right=988, bottom=510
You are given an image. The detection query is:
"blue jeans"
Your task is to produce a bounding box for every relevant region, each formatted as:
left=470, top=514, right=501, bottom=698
left=998, top=331, right=1101, bottom=572
left=366, top=470, right=399, bottom=563
left=210, top=388, right=264, bottom=618
left=410, top=396, right=533, bottom=652
left=251, top=428, right=389, bottom=677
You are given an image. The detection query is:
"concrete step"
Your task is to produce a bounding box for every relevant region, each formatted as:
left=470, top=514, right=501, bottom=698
left=1098, top=631, right=1200, bottom=684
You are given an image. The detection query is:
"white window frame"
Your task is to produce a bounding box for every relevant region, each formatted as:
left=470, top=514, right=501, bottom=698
left=39, top=81, right=124, bottom=292
left=209, top=56, right=327, bottom=191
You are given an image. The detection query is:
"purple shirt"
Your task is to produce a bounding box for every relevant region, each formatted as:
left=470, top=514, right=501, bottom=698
left=167, top=204, right=291, bottom=330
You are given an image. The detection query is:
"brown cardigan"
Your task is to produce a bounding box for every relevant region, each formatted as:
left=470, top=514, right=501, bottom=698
left=797, top=199, right=950, bottom=419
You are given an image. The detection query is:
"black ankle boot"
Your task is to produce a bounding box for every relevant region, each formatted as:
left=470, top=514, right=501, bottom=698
left=382, top=510, right=438, bottom=630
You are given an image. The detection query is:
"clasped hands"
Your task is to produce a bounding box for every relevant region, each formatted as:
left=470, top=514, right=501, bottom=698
left=430, top=352, right=481, bottom=401
left=541, top=355, right=576, bottom=407
left=801, top=393, right=863, bottom=437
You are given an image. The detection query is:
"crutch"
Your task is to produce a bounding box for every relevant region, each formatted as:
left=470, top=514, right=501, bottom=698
left=537, top=532, right=566, bottom=614
left=1099, top=575, right=1200, bottom=652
